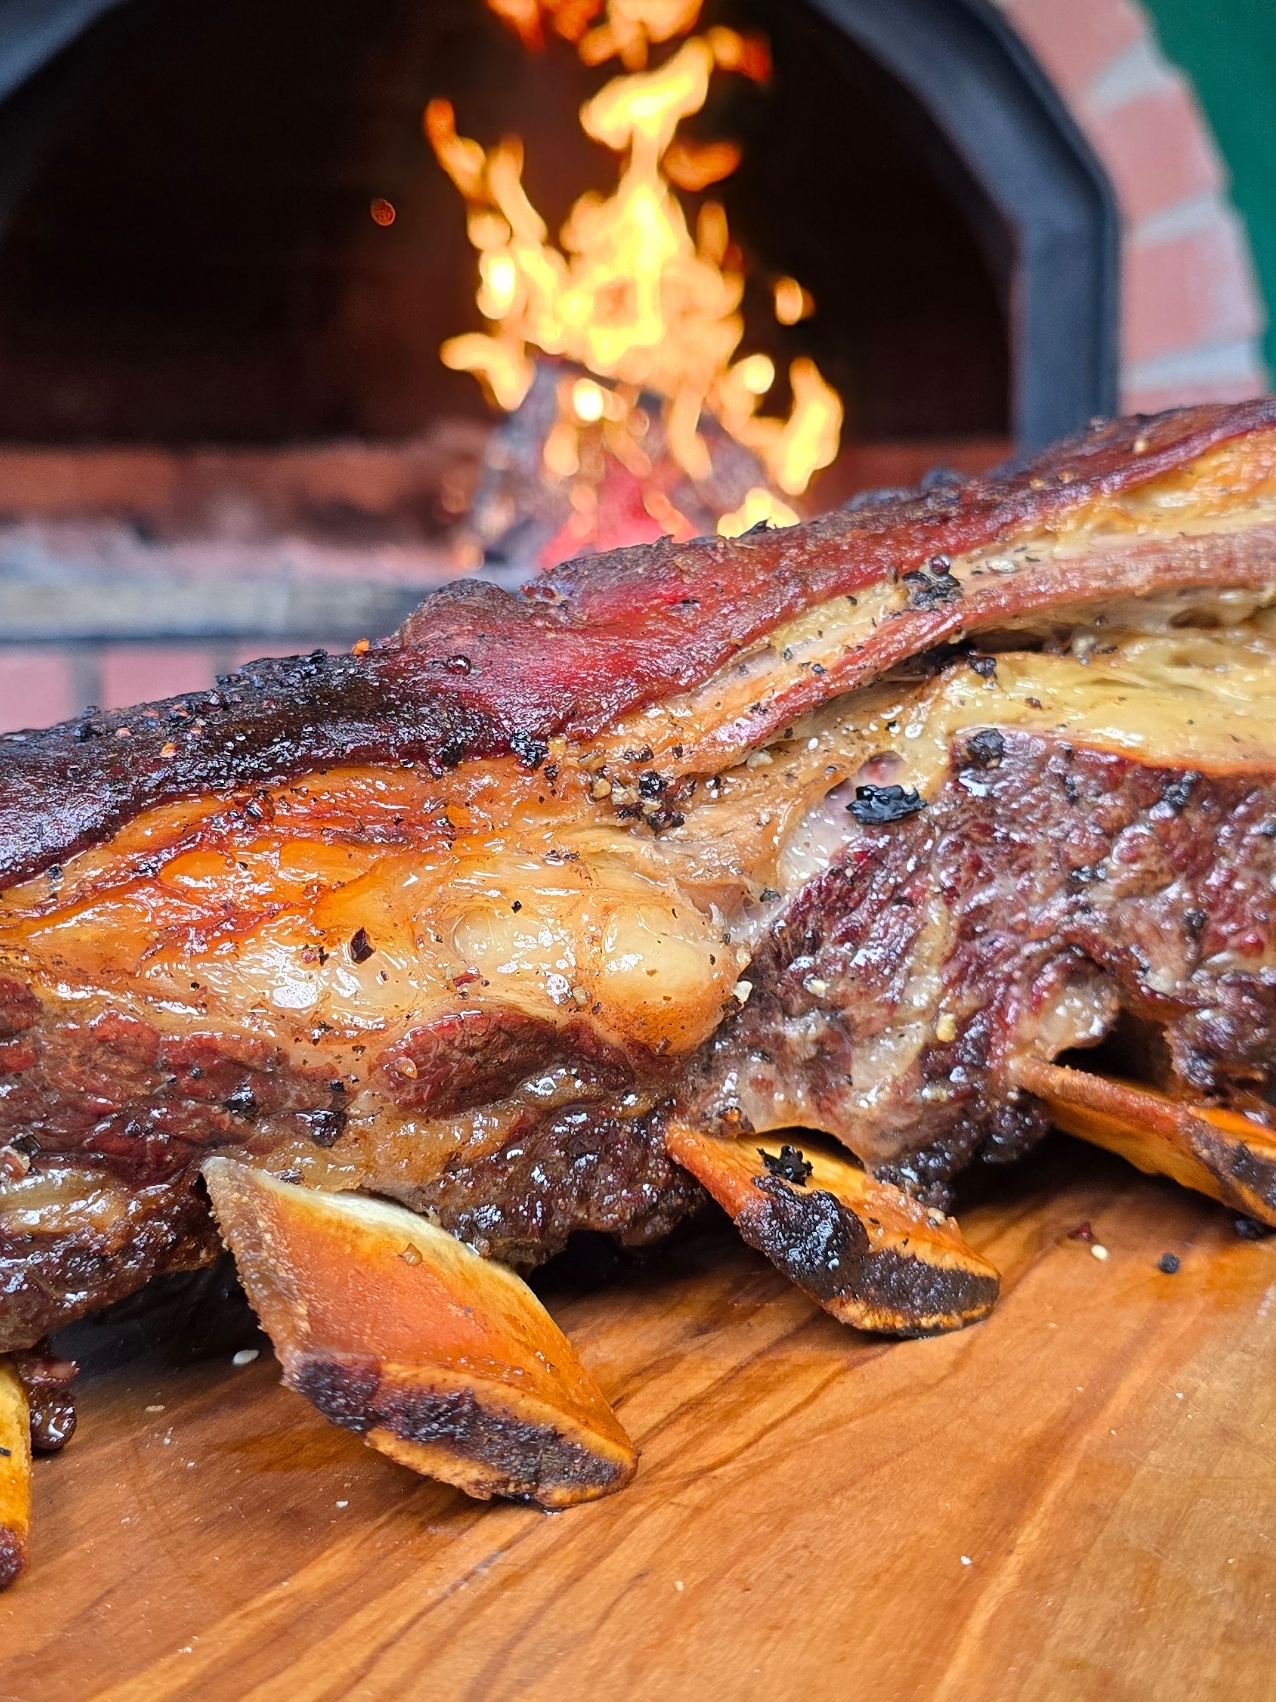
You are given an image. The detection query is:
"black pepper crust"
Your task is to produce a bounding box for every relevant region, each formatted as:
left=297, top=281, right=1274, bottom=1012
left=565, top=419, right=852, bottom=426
left=397, top=1100, right=703, bottom=1268
left=3, top=401, right=1276, bottom=891
left=292, top=1359, right=629, bottom=1499
left=0, top=647, right=506, bottom=894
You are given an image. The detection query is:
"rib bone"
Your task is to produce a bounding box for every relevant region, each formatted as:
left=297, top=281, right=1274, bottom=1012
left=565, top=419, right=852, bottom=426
left=203, top=1158, right=637, bottom=1505
left=1013, top=1057, right=1276, bottom=1227
left=665, top=1123, right=1000, bottom=1335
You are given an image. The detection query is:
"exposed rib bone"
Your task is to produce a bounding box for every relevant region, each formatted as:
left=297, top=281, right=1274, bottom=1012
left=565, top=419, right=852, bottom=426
left=203, top=1159, right=637, bottom=1506
left=665, top=1123, right=999, bottom=1335
left=1012, top=1057, right=1276, bottom=1227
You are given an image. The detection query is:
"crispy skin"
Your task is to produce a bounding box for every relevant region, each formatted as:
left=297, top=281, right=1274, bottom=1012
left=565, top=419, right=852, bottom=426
left=3, top=401, right=1276, bottom=888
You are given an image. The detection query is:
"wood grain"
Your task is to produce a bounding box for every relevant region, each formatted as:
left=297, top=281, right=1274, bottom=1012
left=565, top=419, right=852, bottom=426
left=2, top=1136, right=1276, bottom=1701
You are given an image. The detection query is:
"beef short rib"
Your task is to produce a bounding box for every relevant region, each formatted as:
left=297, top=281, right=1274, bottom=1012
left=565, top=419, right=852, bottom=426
left=3, top=401, right=1276, bottom=1351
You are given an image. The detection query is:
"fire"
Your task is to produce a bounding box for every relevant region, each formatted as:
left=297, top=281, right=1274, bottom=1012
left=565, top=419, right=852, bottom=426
left=485, top=0, right=731, bottom=71
left=431, top=4, right=842, bottom=549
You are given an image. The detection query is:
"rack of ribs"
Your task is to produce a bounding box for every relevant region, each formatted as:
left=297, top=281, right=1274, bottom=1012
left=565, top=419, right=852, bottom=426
left=1, top=400, right=1276, bottom=1561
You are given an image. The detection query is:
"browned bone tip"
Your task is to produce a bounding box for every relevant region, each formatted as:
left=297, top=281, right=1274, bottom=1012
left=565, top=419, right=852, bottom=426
left=665, top=1124, right=1000, bottom=1335
left=0, top=1358, right=31, bottom=1589
left=1013, top=1057, right=1276, bottom=1228
left=202, top=1158, right=637, bottom=1506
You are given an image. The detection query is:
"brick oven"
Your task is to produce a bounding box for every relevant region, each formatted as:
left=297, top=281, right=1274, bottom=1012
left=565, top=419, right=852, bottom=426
left=0, top=0, right=1262, bottom=730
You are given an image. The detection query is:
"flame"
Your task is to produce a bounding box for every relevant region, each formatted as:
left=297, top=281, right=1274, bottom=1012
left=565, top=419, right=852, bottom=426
left=487, top=0, right=773, bottom=79
left=486, top=0, right=604, bottom=52
left=774, top=276, right=814, bottom=326
left=486, top=0, right=552, bottom=51
left=434, top=12, right=842, bottom=535
left=581, top=0, right=705, bottom=70
left=717, top=487, right=800, bottom=538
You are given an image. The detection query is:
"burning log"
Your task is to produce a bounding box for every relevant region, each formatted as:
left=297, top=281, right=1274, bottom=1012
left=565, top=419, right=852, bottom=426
left=429, top=2, right=839, bottom=570
left=203, top=1158, right=638, bottom=1505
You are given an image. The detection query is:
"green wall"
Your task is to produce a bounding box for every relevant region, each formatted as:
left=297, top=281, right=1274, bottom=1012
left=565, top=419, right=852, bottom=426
left=1143, top=0, right=1276, bottom=374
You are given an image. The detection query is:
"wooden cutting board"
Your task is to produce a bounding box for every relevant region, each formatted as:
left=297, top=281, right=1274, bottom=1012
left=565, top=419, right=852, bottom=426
left=2, top=1135, right=1275, bottom=1701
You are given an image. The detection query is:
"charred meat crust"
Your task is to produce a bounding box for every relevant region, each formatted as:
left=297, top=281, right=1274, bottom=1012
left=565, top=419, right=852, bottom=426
left=3, top=402, right=1275, bottom=889
left=397, top=1101, right=703, bottom=1267
left=0, top=1179, right=218, bottom=1353
left=736, top=1174, right=999, bottom=1338
left=293, top=1358, right=628, bottom=1499
left=690, top=732, right=1276, bottom=1190
left=0, top=650, right=508, bottom=896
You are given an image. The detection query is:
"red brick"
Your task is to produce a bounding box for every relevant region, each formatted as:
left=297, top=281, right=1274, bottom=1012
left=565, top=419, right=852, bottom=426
left=1123, top=215, right=1264, bottom=367
left=0, top=449, right=177, bottom=522
left=0, top=651, right=74, bottom=734
left=101, top=646, right=217, bottom=711
left=1003, top=0, right=1146, bottom=99
left=1080, top=78, right=1222, bottom=225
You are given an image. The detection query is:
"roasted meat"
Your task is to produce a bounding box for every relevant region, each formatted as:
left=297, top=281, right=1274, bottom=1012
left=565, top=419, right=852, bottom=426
left=3, top=401, right=1276, bottom=1524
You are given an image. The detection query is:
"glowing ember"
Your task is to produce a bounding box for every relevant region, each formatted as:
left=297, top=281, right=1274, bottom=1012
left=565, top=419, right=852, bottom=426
left=773, top=276, right=814, bottom=327
left=431, top=1, right=842, bottom=558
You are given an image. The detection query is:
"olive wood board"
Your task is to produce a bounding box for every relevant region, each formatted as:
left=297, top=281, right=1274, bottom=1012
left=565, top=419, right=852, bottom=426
left=2, top=1135, right=1276, bottom=1702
